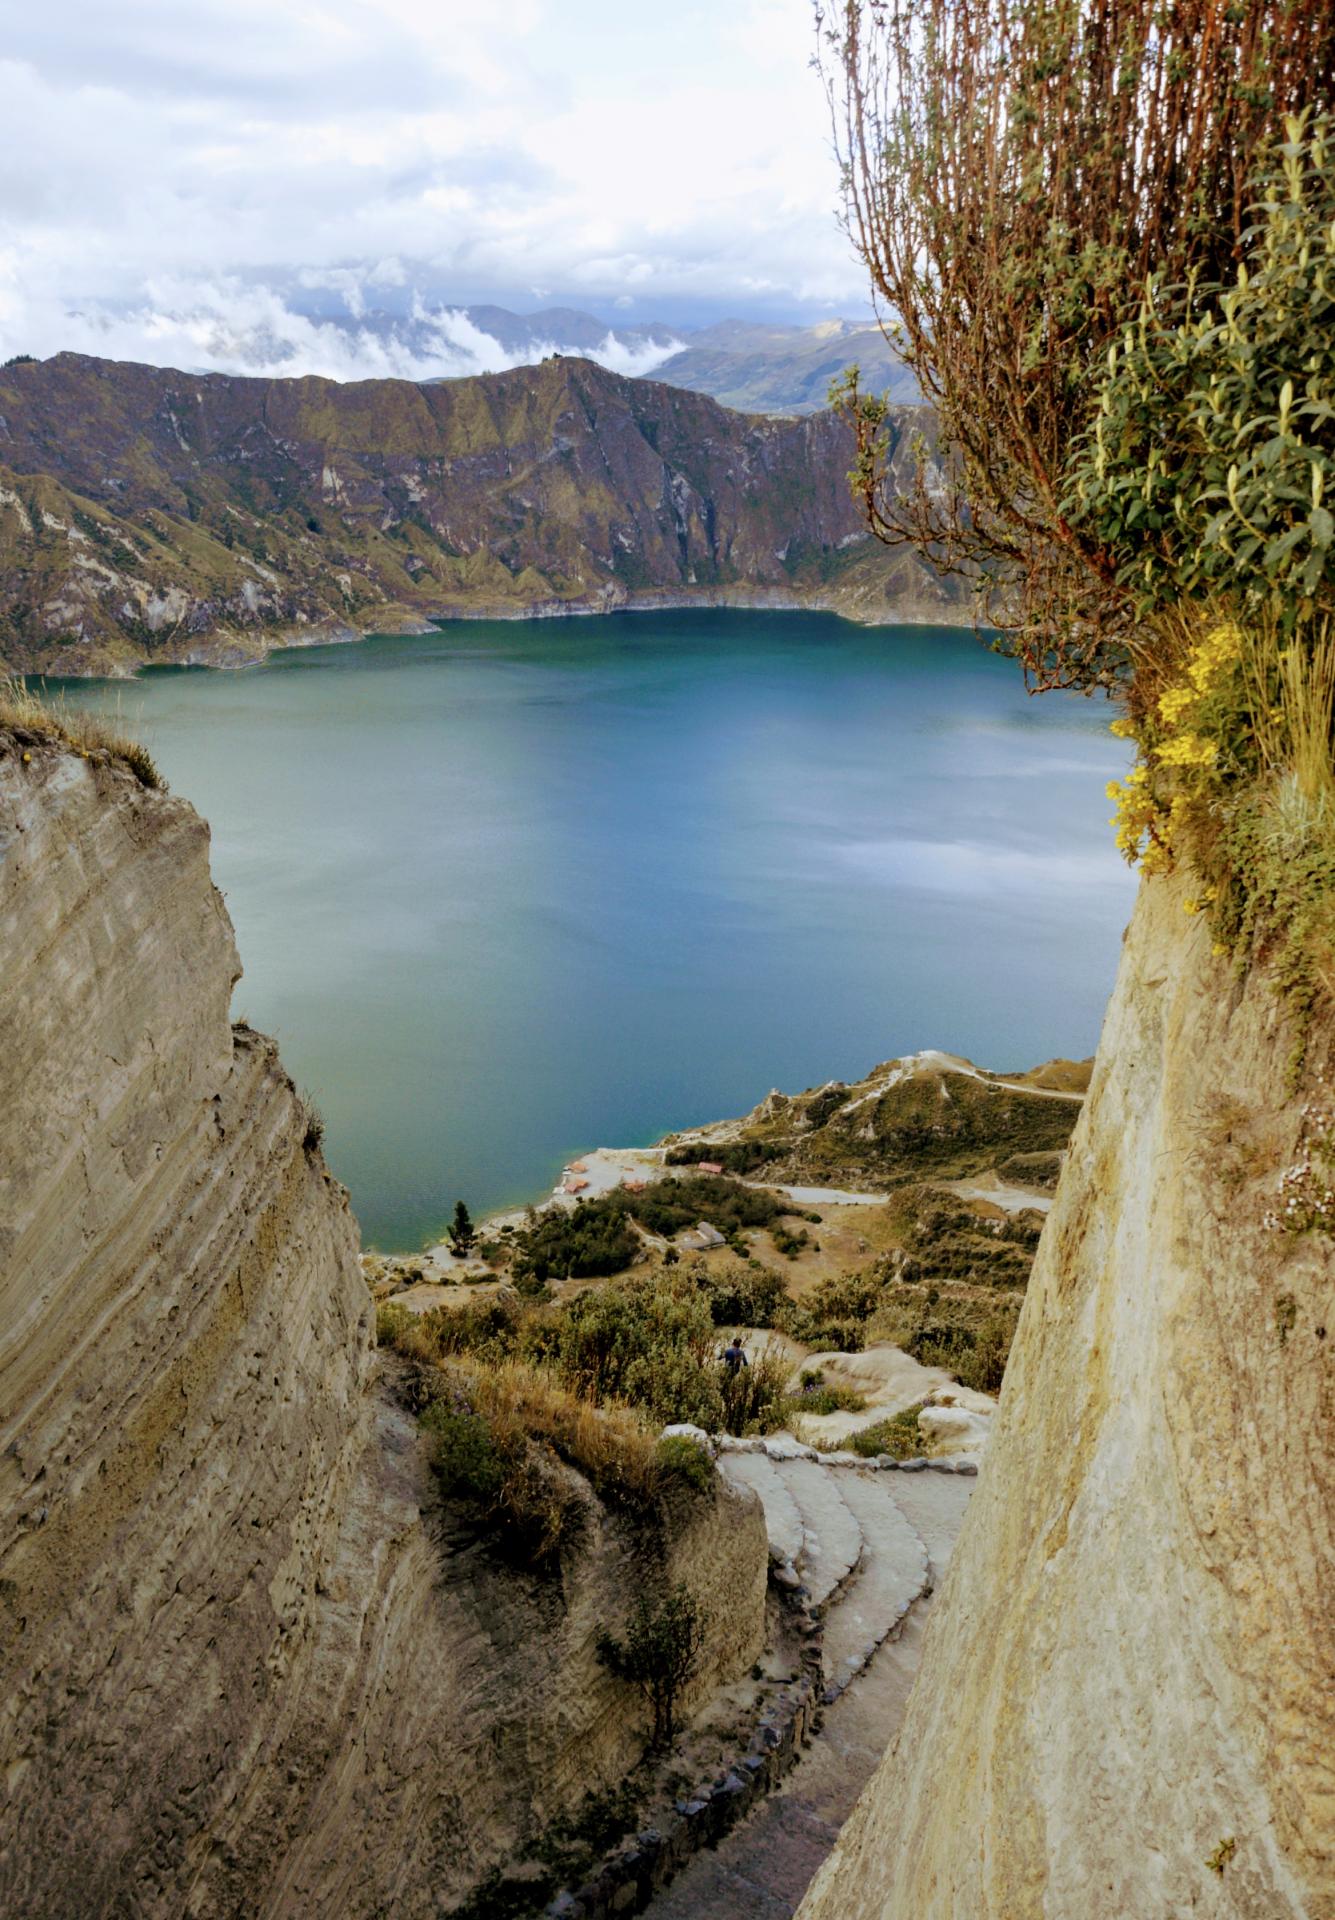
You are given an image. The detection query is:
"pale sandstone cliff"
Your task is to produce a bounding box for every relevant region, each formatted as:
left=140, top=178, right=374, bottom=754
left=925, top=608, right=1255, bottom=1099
left=799, top=867, right=1334, bottom=1920
left=0, top=732, right=766, bottom=1918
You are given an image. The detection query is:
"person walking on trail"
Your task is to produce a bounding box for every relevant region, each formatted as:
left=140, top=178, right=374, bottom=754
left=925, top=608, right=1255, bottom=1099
left=722, top=1338, right=748, bottom=1375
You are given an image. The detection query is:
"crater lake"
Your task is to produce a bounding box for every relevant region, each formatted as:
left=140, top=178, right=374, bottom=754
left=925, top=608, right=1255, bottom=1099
left=56, top=610, right=1134, bottom=1249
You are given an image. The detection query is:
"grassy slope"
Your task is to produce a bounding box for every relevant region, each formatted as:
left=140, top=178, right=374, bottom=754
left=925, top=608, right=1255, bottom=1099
left=0, top=353, right=967, bottom=675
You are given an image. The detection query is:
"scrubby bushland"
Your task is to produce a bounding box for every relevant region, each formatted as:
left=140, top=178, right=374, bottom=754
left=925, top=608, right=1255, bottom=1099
left=772, top=1256, right=1021, bottom=1393
left=372, top=1320, right=723, bottom=1569
left=666, top=1139, right=787, bottom=1174
left=378, top=1266, right=793, bottom=1442
left=509, top=1175, right=793, bottom=1285
left=542, top=1271, right=790, bottom=1434
left=887, top=1186, right=1043, bottom=1289
left=510, top=1202, right=641, bottom=1283
left=748, top=1068, right=1079, bottom=1190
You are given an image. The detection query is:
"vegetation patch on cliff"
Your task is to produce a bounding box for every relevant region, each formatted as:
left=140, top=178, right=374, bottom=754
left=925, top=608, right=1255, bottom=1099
left=0, top=678, right=164, bottom=788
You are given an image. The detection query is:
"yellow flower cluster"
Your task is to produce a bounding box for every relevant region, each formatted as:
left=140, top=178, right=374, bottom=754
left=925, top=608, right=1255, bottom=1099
left=1157, top=683, right=1196, bottom=727
left=1157, top=730, right=1218, bottom=768
left=1107, top=764, right=1172, bottom=872
left=1104, top=618, right=1243, bottom=874
left=1186, top=621, right=1242, bottom=694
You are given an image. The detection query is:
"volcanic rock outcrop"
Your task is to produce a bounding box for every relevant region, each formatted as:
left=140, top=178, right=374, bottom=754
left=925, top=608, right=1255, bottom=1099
left=0, top=729, right=767, bottom=1918
left=798, top=868, right=1335, bottom=1920
left=0, top=352, right=965, bottom=675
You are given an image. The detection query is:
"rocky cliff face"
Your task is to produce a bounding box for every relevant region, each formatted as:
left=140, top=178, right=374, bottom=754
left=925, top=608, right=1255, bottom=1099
left=0, top=352, right=964, bottom=676
left=0, top=730, right=767, bottom=1917
left=798, top=868, right=1335, bottom=1920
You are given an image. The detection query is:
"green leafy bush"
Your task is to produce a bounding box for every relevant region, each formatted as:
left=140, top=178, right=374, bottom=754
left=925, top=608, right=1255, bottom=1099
left=597, top=1582, right=706, bottom=1747
left=420, top=1399, right=505, bottom=1502
left=718, top=1347, right=790, bottom=1436
left=654, top=1433, right=715, bottom=1495
left=1070, top=116, right=1335, bottom=629
left=511, top=1200, right=640, bottom=1282
left=666, top=1139, right=785, bottom=1174
left=692, top=1258, right=787, bottom=1328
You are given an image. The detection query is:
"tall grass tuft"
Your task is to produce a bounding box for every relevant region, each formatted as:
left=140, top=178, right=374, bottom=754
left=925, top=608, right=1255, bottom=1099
left=0, top=677, right=164, bottom=790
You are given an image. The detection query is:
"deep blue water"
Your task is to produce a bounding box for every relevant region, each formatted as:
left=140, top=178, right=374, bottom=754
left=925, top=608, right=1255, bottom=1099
left=56, top=611, right=1134, bottom=1247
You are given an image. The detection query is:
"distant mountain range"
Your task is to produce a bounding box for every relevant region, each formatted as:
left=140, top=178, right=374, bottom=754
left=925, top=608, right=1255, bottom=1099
left=0, top=351, right=965, bottom=677
left=654, top=318, right=917, bottom=415
left=410, top=306, right=913, bottom=415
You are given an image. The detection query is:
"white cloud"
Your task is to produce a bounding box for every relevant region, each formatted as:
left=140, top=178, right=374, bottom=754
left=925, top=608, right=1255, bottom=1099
left=0, top=0, right=867, bottom=376
left=0, top=271, right=684, bottom=382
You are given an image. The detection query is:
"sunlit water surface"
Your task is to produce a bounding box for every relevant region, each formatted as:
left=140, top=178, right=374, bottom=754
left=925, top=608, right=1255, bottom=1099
left=57, top=611, right=1133, bottom=1247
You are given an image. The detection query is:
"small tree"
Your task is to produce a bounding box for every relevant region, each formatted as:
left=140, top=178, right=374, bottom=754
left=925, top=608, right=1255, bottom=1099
left=597, top=1583, right=706, bottom=1748
left=448, top=1200, right=476, bottom=1256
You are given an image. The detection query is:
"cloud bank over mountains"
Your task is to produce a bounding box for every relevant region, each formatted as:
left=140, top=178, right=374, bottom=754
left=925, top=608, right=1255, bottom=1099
left=0, top=0, right=864, bottom=378
left=10, top=275, right=684, bottom=383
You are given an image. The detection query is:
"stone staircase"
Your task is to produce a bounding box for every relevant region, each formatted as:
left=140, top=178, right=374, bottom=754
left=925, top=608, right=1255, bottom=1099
left=635, top=1450, right=977, bottom=1920
left=541, top=1437, right=975, bottom=1920
left=714, top=1436, right=963, bottom=1696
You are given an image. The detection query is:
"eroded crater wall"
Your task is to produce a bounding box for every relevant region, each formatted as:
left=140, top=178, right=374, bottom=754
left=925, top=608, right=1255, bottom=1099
left=799, top=869, right=1335, bottom=1920
left=0, top=736, right=766, bottom=1918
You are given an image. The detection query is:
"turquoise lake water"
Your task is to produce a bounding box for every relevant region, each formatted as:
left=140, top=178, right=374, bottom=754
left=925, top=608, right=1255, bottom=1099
left=56, top=611, right=1135, bottom=1249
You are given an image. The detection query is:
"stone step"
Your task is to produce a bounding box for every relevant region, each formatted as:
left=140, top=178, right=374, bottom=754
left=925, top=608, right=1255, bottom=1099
left=819, top=1471, right=929, bottom=1685
left=717, top=1450, right=805, bottom=1569
left=772, top=1457, right=863, bottom=1612
left=875, top=1467, right=975, bottom=1586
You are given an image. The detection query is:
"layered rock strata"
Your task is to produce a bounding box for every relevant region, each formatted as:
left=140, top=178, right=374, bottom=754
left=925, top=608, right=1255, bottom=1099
left=0, top=732, right=766, bottom=1917
left=799, top=868, right=1335, bottom=1919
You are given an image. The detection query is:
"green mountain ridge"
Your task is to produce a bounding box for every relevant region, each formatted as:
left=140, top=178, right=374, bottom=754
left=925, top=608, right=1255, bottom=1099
left=0, top=352, right=964, bottom=677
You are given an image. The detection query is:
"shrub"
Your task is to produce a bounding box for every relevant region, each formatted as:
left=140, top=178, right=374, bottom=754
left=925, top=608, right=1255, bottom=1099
left=693, top=1258, right=786, bottom=1328
left=848, top=1404, right=926, bottom=1460
left=377, top=1296, right=521, bottom=1368
left=418, top=1361, right=687, bottom=1568
left=420, top=1388, right=580, bottom=1569
left=421, top=1399, right=506, bottom=1502
left=786, top=1371, right=867, bottom=1417
left=906, top=1317, right=1011, bottom=1394
left=654, top=1434, right=715, bottom=1495
left=597, top=1582, right=706, bottom=1747
left=770, top=1223, right=811, bottom=1260
left=1071, top=119, right=1335, bottom=633
left=718, top=1347, right=790, bottom=1436
left=540, top=1269, right=716, bottom=1407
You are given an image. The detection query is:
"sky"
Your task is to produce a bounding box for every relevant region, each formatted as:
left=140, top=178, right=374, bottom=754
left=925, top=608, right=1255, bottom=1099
left=0, top=0, right=869, bottom=380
